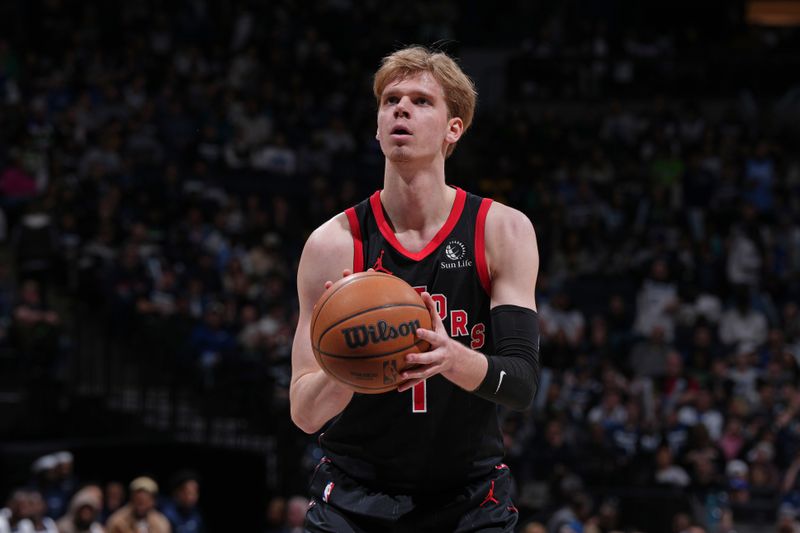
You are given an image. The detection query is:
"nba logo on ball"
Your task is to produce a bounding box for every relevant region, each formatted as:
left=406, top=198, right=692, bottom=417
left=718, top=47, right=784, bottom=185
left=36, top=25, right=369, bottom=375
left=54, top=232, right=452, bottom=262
left=323, top=481, right=334, bottom=503
left=383, top=360, right=398, bottom=384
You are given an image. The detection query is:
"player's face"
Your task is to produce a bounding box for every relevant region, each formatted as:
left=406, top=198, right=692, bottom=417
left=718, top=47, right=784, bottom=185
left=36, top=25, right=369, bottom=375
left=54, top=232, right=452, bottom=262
left=376, top=72, right=462, bottom=164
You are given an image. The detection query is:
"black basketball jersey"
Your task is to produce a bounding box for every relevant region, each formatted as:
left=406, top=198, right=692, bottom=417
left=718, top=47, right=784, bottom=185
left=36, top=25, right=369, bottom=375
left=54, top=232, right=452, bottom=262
left=320, top=186, right=504, bottom=494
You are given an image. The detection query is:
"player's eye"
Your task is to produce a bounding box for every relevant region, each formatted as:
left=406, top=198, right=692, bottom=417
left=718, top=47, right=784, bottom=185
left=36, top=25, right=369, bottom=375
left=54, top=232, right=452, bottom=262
left=415, top=97, right=429, bottom=105
left=385, top=96, right=399, bottom=104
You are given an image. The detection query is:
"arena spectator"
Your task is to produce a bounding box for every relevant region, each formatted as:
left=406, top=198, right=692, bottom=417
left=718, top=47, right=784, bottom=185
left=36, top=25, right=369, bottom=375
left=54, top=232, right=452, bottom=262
left=105, top=478, right=169, bottom=533
left=283, top=496, right=307, bottom=533
left=159, top=471, right=204, bottom=533
left=654, top=444, right=691, bottom=488
left=30, top=455, right=67, bottom=520
left=55, top=485, right=104, bottom=533
left=719, top=289, right=769, bottom=349
left=52, top=453, right=77, bottom=500
left=633, top=259, right=679, bottom=342
left=1, top=489, right=35, bottom=532
left=263, top=496, right=286, bottom=533
left=27, top=491, right=57, bottom=532
left=99, top=483, right=124, bottom=525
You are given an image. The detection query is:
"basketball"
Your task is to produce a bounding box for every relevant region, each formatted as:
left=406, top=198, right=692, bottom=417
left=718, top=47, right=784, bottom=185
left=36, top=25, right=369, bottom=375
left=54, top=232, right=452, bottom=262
left=310, top=271, right=432, bottom=394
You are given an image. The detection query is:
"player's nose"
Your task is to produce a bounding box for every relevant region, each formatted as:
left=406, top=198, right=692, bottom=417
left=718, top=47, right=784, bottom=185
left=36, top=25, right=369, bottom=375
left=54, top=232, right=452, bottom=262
left=394, top=97, right=410, bottom=118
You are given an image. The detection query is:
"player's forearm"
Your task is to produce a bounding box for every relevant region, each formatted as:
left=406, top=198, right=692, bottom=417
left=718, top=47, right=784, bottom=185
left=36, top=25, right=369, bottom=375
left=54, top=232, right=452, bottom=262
left=290, top=370, right=354, bottom=434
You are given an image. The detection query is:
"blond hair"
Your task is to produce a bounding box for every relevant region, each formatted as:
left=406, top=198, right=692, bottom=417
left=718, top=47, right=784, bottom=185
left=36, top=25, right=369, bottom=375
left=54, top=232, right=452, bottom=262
left=373, top=46, right=477, bottom=157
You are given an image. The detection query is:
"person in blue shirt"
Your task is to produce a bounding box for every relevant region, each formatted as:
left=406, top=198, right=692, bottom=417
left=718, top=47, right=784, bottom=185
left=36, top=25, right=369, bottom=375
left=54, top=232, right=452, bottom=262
left=160, top=471, right=205, bottom=533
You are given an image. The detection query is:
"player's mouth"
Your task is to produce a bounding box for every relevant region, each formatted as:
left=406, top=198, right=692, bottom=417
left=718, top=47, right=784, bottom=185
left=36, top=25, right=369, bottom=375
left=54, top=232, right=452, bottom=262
left=390, top=126, right=413, bottom=137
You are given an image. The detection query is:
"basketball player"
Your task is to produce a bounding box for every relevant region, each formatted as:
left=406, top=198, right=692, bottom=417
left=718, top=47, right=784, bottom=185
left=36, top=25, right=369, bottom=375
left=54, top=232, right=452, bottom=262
left=291, top=46, right=540, bottom=532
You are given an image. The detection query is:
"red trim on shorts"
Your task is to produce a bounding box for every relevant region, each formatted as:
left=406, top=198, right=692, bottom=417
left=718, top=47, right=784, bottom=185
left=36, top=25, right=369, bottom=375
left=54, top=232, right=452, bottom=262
left=369, top=187, right=466, bottom=262
left=345, top=207, right=364, bottom=273
left=475, top=198, right=493, bottom=295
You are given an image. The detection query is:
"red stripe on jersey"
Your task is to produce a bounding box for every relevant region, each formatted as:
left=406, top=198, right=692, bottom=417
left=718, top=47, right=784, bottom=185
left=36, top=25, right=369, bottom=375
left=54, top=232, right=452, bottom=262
left=475, top=198, right=493, bottom=295
left=369, top=187, right=467, bottom=262
left=345, top=207, right=364, bottom=273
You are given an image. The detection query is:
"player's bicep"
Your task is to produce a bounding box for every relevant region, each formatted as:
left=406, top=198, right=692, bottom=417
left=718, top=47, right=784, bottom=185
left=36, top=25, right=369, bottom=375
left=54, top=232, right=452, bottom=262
left=291, top=219, right=354, bottom=381
left=485, top=204, right=539, bottom=311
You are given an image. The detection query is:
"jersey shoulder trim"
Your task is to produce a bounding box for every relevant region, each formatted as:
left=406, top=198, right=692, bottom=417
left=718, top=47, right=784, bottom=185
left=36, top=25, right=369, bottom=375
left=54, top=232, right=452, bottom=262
left=475, top=198, right=493, bottom=295
left=345, top=207, right=364, bottom=273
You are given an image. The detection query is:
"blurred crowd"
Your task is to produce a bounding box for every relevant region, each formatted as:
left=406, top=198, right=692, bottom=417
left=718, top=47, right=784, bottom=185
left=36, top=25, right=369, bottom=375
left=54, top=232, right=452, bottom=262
left=1, top=0, right=800, bottom=532
left=0, top=452, right=204, bottom=533
left=0, top=451, right=309, bottom=533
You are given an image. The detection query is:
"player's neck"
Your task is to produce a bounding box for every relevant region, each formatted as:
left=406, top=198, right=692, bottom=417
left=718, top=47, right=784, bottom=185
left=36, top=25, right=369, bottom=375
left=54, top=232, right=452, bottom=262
left=380, top=165, right=454, bottom=233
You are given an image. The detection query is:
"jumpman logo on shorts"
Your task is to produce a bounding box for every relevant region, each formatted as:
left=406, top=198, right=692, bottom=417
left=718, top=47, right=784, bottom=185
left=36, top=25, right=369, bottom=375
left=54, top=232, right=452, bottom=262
left=480, top=480, right=499, bottom=507
left=371, top=250, right=393, bottom=274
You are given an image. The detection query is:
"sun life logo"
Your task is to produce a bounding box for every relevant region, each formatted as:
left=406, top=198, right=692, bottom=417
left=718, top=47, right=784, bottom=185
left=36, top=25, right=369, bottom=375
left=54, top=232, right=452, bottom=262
left=441, top=240, right=472, bottom=270
left=445, top=240, right=466, bottom=261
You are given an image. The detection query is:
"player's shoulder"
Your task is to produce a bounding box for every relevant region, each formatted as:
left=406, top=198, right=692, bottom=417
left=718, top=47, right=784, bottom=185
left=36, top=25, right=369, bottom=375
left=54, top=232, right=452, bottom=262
left=305, top=211, right=353, bottom=254
left=298, top=212, right=355, bottom=294
left=484, top=200, right=536, bottom=239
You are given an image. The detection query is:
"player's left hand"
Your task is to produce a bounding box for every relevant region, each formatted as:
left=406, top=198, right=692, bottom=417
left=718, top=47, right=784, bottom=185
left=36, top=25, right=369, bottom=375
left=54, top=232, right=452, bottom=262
left=397, top=291, right=463, bottom=392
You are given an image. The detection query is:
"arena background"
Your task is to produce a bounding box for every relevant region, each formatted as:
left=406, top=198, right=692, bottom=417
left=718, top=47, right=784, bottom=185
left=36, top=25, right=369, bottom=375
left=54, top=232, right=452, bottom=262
left=1, top=0, right=800, bottom=531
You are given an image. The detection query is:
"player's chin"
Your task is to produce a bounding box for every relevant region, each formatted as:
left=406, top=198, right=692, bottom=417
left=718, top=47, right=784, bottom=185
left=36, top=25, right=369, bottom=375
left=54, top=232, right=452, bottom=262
left=387, top=147, right=413, bottom=162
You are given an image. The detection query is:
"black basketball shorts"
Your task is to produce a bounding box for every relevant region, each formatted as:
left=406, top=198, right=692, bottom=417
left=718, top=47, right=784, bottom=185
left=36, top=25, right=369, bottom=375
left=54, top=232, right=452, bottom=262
left=305, top=459, right=518, bottom=533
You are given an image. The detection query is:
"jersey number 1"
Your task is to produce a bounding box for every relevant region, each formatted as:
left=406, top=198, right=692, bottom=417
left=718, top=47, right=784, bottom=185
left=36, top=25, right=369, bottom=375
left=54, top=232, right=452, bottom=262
left=411, top=285, right=435, bottom=414
left=412, top=381, right=427, bottom=413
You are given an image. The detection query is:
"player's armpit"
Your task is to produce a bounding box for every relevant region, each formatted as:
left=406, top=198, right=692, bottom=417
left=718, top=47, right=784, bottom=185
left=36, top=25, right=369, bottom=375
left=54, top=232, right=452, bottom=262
left=471, top=305, right=540, bottom=411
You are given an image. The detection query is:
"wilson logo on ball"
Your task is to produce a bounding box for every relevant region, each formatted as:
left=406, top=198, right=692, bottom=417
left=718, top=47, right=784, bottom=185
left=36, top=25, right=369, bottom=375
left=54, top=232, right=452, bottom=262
left=341, top=319, right=421, bottom=349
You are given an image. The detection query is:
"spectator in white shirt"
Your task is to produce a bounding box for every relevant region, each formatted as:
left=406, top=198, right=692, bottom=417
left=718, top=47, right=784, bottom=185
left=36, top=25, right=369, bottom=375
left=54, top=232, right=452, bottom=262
left=719, top=289, right=768, bottom=348
left=634, top=259, right=679, bottom=342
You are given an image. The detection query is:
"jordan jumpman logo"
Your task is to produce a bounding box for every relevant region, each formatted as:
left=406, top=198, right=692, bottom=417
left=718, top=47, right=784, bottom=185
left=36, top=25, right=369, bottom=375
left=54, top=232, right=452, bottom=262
left=480, top=481, right=499, bottom=507
left=371, top=250, right=393, bottom=274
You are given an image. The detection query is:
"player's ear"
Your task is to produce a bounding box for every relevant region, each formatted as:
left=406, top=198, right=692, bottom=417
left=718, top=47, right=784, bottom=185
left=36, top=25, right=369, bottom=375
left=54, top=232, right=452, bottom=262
left=376, top=129, right=380, bottom=141
left=445, top=117, right=464, bottom=144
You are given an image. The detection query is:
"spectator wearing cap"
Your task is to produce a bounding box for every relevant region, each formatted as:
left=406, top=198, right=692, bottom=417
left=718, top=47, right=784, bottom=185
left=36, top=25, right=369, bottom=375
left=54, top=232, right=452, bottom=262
left=105, top=478, right=170, bottom=533
left=55, top=485, right=104, bottom=533
left=726, top=459, right=751, bottom=505
left=777, top=503, right=800, bottom=533
left=159, top=471, right=204, bottom=533
left=31, top=455, right=68, bottom=520
left=53, top=452, right=78, bottom=498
